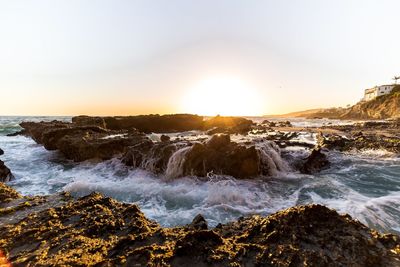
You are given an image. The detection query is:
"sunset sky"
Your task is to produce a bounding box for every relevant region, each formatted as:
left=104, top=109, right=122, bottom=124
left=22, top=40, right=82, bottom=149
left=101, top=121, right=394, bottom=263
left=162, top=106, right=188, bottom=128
left=1, top=0, right=400, bottom=116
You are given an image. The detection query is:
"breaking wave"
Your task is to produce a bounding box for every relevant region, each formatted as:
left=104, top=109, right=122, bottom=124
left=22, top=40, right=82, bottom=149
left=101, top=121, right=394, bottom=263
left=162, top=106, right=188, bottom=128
left=1, top=116, right=400, bottom=234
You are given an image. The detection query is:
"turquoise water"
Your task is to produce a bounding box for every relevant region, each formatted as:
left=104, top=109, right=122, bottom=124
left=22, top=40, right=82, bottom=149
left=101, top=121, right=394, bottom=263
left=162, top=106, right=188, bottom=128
left=0, top=116, right=399, bottom=234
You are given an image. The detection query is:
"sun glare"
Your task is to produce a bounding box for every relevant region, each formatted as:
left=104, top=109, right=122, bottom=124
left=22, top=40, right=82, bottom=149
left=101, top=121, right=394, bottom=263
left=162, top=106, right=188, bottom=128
left=181, top=77, right=263, bottom=116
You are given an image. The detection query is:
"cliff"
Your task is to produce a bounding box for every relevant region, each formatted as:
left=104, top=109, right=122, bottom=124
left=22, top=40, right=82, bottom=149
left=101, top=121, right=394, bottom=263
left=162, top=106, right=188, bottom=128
left=340, top=86, right=400, bottom=119
left=273, top=85, right=400, bottom=120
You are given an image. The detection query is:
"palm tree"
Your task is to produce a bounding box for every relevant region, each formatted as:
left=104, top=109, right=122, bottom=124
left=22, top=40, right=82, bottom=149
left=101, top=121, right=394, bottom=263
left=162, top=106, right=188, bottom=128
left=393, top=76, right=400, bottom=84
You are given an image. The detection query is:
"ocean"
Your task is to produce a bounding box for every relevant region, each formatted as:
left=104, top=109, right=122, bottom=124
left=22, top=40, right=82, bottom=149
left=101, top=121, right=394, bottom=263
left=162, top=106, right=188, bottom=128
left=0, top=116, right=399, bottom=234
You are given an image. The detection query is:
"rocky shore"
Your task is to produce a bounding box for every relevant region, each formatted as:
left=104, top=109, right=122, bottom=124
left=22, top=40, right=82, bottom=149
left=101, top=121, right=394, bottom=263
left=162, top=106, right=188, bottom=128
left=0, top=148, right=14, bottom=183
left=0, top=182, right=399, bottom=266
left=13, top=115, right=400, bottom=181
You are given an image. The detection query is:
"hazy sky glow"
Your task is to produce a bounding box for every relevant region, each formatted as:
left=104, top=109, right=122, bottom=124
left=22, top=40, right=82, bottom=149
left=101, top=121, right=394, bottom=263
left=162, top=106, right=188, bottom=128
left=1, top=0, right=400, bottom=116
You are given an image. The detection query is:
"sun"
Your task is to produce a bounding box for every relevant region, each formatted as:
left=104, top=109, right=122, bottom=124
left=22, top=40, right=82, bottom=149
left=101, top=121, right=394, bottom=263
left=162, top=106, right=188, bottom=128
left=181, top=77, right=263, bottom=116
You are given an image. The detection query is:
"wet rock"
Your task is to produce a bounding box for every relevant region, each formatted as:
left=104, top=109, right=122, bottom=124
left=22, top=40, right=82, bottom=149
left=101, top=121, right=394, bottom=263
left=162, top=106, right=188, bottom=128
left=166, top=134, right=288, bottom=179
left=0, top=148, right=3, bottom=156
left=160, top=134, right=170, bottom=142
left=71, top=115, right=107, bottom=128
left=262, top=120, right=292, bottom=128
left=318, top=132, right=400, bottom=153
left=168, top=134, right=261, bottom=179
left=56, top=132, right=147, bottom=162
left=0, top=183, right=20, bottom=203
left=20, top=121, right=149, bottom=162
left=300, top=148, right=330, bottom=174
left=0, top=160, right=14, bottom=183
left=204, top=116, right=254, bottom=134
left=122, top=140, right=188, bottom=173
left=5, top=129, right=26, bottom=137
left=98, top=114, right=204, bottom=133
left=0, top=189, right=398, bottom=267
left=189, top=214, right=208, bottom=230
left=20, top=120, right=71, bottom=144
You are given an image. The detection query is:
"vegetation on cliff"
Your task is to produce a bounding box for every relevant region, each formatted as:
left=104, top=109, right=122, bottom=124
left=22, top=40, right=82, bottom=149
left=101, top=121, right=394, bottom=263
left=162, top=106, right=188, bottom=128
left=273, top=85, right=400, bottom=120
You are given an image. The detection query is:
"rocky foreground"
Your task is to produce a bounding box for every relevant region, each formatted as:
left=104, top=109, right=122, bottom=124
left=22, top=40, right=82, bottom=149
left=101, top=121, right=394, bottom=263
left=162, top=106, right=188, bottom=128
left=0, top=182, right=399, bottom=267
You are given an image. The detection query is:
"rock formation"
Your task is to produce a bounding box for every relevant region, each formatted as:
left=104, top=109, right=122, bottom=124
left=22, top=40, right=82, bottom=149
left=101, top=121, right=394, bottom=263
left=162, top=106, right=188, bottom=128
left=300, top=148, right=330, bottom=174
left=0, top=183, right=399, bottom=266
left=0, top=149, right=14, bottom=183
left=121, top=134, right=288, bottom=179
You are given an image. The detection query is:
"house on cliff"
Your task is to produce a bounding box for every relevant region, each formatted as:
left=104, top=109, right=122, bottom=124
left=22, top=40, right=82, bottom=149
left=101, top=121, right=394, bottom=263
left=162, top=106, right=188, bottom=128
left=363, top=85, right=395, bottom=102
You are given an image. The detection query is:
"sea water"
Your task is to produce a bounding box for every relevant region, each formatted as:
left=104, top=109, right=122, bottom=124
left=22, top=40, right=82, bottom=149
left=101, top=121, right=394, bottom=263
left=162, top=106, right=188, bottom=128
left=0, top=116, right=399, bottom=234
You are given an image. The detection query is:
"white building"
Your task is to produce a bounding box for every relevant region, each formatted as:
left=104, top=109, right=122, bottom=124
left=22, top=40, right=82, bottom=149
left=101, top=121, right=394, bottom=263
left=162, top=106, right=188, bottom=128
left=363, top=85, right=395, bottom=101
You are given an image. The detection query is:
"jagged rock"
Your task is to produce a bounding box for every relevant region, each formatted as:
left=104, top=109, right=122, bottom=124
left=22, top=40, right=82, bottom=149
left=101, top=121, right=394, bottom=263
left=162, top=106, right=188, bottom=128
left=0, top=189, right=398, bottom=267
left=71, top=115, right=107, bottom=128
left=160, top=134, right=170, bottom=142
left=300, top=148, right=330, bottom=174
left=318, top=132, right=400, bottom=153
left=20, top=121, right=149, bottom=161
left=0, top=160, right=14, bottom=183
left=0, top=183, right=20, bottom=203
left=204, top=116, right=254, bottom=135
left=167, top=135, right=263, bottom=179
left=122, top=140, right=188, bottom=173
left=98, top=114, right=204, bottom=133
left=262, top=120, right=292, bottom=128
left=6, top=129, right=26, bottom=137
left=189, top=214, right=208, bottom=230
left=20, top=121, right=70, bottom=143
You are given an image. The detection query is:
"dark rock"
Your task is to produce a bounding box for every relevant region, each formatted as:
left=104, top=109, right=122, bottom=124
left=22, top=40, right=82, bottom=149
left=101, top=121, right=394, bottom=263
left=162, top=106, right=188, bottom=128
left=0, top=160, right=14, bottom=183
left=71, top=115, right=107, bottom=128
left=189, top=214, right=208, bottom=230
left=167, top=134, right=264, bottom=179
left=100, top=114, right=204, bottom=133
left=6, top=129, right=26, bottom=137
left=20, top=121, right=149, bottom=162
left=0, top=189, right=398, bottom=267
left=300, top=148, right=330, bottom=174
left=204, top=116, right=254, bottom=134
left=160, top=134, right=170, bottom=142
left=122, top=140, right=187, bottom=174
left=0, top=148, right=3, bottom=156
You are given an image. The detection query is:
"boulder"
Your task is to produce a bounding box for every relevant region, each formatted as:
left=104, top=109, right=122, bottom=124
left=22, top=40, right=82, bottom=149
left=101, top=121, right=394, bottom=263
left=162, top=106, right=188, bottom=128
left=0, top=148, right=3, bottom=156
left=167, top=134, right=261, bottom=179
left=122, top=140, right=187, bottom=173
left=0, top=160, right=14, bottom=183
left=160, top=134, right=170, bottom=142
left=188, top=214, right=208, bottom=230
left=300, top=148, right=330, bottom=174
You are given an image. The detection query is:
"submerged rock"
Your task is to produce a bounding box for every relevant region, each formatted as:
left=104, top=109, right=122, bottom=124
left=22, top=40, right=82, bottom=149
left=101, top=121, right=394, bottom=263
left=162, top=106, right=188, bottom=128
left=300, top=148, right=331, bottom=174
left=165, top=134, right=287, bottom=179
left=0, top=187, right=398, bottom=267
left=318, top=132, right=400, bottom=153
left=0, top=161, right=14, bottom=183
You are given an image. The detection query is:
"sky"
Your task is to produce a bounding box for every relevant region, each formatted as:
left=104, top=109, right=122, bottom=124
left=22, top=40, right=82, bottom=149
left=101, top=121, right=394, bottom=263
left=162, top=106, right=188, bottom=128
left=1, top=0, right=400, bottom=116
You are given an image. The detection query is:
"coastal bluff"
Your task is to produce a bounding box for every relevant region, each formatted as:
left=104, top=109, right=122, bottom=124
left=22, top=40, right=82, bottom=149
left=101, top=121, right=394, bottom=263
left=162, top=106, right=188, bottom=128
left=0, top=182, right=399, bottom=266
